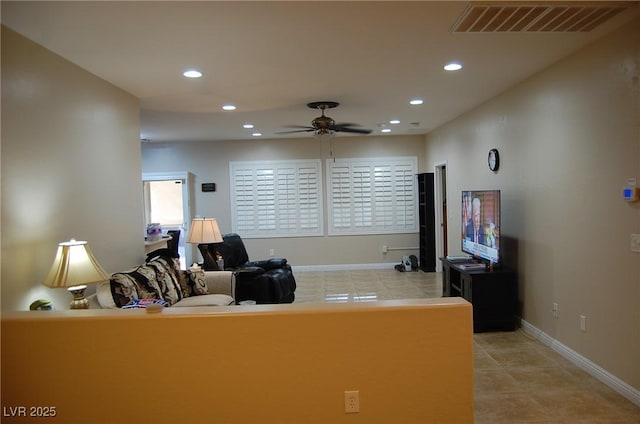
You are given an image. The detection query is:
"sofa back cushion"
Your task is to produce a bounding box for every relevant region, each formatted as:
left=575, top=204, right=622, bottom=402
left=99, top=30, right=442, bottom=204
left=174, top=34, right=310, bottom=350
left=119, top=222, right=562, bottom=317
left=109, top=256, right=184, bottom=308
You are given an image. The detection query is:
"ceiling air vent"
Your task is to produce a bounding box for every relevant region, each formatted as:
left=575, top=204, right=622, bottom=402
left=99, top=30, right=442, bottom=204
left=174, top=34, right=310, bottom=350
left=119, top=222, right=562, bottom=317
left=451, top=2, right=635, bottom=33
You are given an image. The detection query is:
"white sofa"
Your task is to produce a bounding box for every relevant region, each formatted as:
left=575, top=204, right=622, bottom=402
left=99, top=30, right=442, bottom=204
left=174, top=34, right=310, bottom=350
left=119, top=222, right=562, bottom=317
left=88, top=270, right=236, bottom=309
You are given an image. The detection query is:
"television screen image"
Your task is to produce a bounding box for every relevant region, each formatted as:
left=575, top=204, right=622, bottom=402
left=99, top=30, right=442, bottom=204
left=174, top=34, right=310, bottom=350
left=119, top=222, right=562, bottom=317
left=461, top=190, right=501, bottom=264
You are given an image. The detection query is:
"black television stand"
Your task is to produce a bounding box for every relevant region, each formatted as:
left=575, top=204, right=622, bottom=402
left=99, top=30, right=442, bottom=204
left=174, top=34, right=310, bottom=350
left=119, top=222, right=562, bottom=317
left=440, top=257, right=518, bottom=333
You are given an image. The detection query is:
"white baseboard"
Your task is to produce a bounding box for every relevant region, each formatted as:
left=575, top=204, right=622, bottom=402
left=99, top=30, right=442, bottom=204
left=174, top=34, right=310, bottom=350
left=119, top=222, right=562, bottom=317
left=292, top=263, right=399, bottom=272
left=520, top=319, right=640, bottom=407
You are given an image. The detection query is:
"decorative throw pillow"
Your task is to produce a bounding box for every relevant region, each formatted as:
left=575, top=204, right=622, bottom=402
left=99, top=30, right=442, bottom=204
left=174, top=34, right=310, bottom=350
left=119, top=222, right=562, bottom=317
left=110, top=267, right=163, bottom=308
left=109, top=256, right=185, bottom=308
left=181, top=268, right=209, bottom=297
left=140, top=256, right=184, bottom=306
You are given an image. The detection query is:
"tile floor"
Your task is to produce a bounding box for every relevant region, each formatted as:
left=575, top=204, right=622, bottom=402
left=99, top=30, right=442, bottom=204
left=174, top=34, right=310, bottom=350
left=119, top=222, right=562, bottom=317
left=294, top=269, right=640, bottom=423
left=294, top=268, right=442, bottom=303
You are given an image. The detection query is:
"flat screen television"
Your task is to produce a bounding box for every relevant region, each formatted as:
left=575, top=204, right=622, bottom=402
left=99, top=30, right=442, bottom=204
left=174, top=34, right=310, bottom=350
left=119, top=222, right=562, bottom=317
left=461, top=190, right=501, bottom=264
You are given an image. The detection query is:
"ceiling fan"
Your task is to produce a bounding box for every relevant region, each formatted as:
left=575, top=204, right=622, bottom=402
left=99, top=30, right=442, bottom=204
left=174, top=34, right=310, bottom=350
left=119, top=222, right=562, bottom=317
left=278, top=101, right=372, bottom=136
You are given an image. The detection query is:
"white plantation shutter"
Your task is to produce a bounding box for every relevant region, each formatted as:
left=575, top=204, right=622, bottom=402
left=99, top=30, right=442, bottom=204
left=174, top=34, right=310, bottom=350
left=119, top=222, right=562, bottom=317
left=394, top=163, right=416, bottom=229
left=374, top=165, right=392, bottom=228
left=327, top=157, right=418, bottom=235
left=353, top=165, right=372, bottom=228
left=331, top=165, right=351, bottom=229
left=234, top=169, right=255, bottom=233
left=256, top=168, right=275, bottom=230
left=276, top=168, right=295, bottom=230
left=230, top=160, right=323, bottom=238
left=298, top=166, right=321, bottom=230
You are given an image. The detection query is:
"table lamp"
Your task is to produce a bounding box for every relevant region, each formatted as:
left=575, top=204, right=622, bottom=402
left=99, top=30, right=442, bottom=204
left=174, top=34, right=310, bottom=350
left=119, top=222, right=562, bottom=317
left=187, top=218, right=223, bottom=270
left=42, top=239, right=109, bottom=309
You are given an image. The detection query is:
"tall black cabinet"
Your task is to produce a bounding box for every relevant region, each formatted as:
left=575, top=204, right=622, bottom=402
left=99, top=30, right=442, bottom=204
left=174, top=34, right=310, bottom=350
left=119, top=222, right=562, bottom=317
left=417, top=173, right=436, bottom=272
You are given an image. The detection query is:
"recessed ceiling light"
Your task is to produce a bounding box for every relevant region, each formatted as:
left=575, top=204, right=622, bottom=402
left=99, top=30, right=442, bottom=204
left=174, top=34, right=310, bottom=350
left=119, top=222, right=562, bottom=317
left=252, top=132, right=262, bottom=137
left=222, top=104, right=237, bottom=111
left=389, top=119, right=400, bottom=125
left=409, top=99, right=424, bottom=105
left=243, top=123, right=254, bottom=129
left=183, top=69, right=202, bottom=78
left=381, top=128, right=392, bottom=133
left=444, top=62, right=463, bottom=71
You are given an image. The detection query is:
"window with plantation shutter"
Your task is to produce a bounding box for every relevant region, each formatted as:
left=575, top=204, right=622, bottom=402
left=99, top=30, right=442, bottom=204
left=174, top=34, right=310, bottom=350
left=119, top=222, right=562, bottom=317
left=230, top=160, right=323, bottom=238
left=326, top=157, right=417, bottom=235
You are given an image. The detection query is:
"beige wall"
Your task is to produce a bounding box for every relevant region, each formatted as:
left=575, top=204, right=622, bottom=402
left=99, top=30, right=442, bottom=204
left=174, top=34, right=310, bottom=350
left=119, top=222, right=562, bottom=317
left=1, top=27, right=144, bottom=311
left=142, top=135, right=426, bottom=267
left=426, top=19, right=640, bottom=389
left=1, top=299, right=473, bottom=423
left=3, top=9, right=637, bottom=404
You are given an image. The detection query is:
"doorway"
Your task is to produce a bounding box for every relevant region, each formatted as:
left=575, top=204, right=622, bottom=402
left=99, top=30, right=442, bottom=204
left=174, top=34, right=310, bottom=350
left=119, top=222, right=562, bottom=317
left=142, top=172, right=194, bottom=268
left=434, top=162, right=447, bottom=272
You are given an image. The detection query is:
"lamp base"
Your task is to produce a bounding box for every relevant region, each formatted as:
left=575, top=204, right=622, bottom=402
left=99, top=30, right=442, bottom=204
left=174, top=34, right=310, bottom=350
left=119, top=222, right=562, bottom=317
left=68, top=285, right=89, bottom=309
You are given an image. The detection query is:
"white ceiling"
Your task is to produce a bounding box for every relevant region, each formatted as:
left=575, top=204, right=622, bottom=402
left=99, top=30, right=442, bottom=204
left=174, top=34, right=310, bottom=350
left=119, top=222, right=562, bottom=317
left=2, top=1, right=639, bottom=142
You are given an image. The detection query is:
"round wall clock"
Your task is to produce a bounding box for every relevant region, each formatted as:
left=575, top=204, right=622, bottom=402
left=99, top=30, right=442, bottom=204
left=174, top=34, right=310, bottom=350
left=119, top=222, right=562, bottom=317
left=488, top=148, right=500, bottom=172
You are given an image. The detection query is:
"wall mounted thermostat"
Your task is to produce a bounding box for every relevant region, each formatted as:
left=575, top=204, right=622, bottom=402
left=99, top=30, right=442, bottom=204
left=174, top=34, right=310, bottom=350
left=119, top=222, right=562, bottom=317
left=623, top=186, right=639, bottom=202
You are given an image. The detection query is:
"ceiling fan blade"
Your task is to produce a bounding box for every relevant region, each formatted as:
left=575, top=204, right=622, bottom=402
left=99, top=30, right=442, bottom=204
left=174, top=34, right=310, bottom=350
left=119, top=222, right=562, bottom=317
left=334, top=122, right=362, bottom=127
left=281, top=125, right=315, bottom=129
left=332, top=126, right=372, bottom=134
left=275, top=129, right=315, bottom=134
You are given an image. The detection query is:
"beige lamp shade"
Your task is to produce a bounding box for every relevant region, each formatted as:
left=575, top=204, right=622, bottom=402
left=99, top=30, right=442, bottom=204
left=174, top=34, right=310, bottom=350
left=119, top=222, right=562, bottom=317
left=42, top=239, right=109, bottom=289
left=187, top=218, right=223, bottom=244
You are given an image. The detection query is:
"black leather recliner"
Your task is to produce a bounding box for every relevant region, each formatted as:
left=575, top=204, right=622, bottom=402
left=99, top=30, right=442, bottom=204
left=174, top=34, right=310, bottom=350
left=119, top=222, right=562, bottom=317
left=198, top=233, right=296, bottom=304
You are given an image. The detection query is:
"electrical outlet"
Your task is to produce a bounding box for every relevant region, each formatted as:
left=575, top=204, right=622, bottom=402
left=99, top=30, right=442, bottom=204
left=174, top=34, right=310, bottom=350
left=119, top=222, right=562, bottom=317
left=552, top=303, right=559, bottom=319
left=580, top=315, right=587, bottom=332
left=269, top=248, right=275, bottom=257
left=382, top=245, right=388, bottom=253
left=631, top=234, right=640, bottom=253
left=344, top=390, right=360, bottom=413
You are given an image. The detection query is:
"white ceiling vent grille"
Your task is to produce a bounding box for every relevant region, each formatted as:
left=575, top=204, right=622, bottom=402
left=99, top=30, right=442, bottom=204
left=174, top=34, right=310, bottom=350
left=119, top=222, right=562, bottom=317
left=451, top=2, right=635, bottom=33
